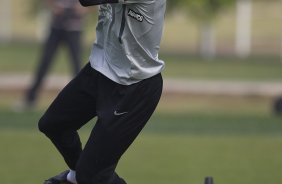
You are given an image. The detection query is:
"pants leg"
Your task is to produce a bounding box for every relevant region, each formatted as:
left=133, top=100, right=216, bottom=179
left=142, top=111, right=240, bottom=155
left=75, top=73, right=163, bottom=184
left=65, top=30, right=82, bottom=75
left=26, top=28, right=62, bottom=104
left=38, top=63, right=98, bottom=169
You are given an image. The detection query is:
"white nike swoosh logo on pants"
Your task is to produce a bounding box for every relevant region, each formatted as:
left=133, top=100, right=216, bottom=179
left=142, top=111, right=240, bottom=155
left=114, top=111, right=128, bottom=116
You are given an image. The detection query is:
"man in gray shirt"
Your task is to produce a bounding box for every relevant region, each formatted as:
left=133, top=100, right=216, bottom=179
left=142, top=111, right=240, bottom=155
left=39, top=1, right=166, bottom=184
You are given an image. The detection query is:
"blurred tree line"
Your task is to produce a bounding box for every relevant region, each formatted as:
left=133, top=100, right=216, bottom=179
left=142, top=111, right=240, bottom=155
left=168, top=0, right=235, bottom=58
left=168, top=0, right=234, bottom=18
left=30, top=0, right=235, bottom=19
left=29, top=0, right=236, bottom=58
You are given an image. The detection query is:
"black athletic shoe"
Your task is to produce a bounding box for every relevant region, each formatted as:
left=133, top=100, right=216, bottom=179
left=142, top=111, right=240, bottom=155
left=44, top=170, right=73, bottom=184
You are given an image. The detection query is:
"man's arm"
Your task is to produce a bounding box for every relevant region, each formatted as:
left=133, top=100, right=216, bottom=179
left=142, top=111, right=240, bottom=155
left=79, top=0, right=121, bottom=7
left=78, top=0, right=146, bottom=6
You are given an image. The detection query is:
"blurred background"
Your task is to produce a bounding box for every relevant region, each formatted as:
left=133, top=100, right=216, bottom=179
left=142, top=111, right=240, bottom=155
left=1, top=0, right=282, bottom=184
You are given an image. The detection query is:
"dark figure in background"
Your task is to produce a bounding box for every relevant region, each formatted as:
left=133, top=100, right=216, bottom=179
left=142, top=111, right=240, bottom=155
left=273, top=96, right=282, bottom=115
left=24, top=0, right=86, bottom=108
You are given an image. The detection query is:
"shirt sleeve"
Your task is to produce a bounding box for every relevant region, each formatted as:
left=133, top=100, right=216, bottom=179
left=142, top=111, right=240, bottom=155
left=79, top=0, right=118, bottom=7
left=121, top=0, right=153, bottom=4
left=79, top=0, right=152, bottom=6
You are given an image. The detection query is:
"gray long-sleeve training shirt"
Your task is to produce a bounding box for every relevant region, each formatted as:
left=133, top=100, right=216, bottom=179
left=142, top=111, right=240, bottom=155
left=89, top=0, right=166, bottom=85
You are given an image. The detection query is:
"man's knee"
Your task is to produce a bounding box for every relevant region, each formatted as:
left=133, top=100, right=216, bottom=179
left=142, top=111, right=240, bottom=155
left=38, top=114, right=50, bottom=134
left=38, top=114, right=58, bottom=135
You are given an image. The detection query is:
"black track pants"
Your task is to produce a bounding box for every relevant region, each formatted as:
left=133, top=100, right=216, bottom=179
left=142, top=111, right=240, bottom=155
left=38, top=63, right=163, bottom=184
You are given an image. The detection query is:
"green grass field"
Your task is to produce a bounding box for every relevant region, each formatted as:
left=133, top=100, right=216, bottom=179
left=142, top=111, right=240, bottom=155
left=2, top=130, right=282, bottom=184
left=1, top=93, right=282, bottom=184
left=1, top=43, right=282, bottom=184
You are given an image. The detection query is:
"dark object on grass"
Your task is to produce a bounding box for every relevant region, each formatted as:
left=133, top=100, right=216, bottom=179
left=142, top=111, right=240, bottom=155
left=204, top=176, right=214, bottom=184
left=273, top=96, right=282, bottom=115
